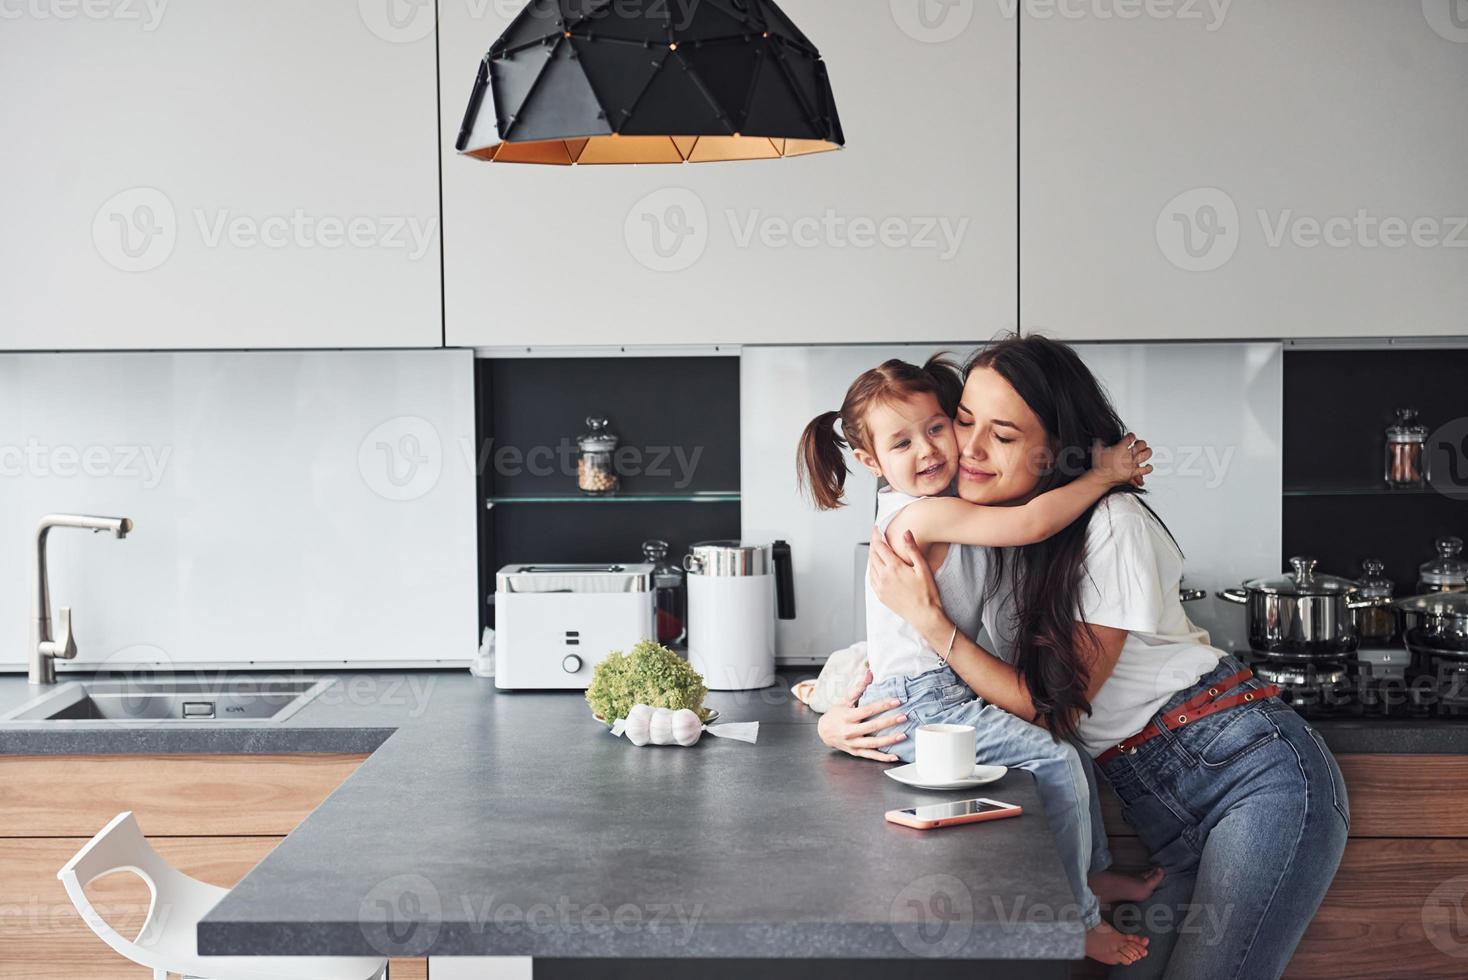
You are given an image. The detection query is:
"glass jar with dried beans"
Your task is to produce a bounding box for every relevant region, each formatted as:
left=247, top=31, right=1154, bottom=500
left=576, top=416, right=619, bottom=495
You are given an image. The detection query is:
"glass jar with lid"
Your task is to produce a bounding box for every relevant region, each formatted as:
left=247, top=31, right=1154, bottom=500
left=1418, top=536, right=1468, bottom=594
left=642, top=539, right=686, bottom=645
left=1385, top=408, right=1428, bottom=488
left=576, top=416, right=619, bottom=495
left=1353, top=558, right=1398, bottom=646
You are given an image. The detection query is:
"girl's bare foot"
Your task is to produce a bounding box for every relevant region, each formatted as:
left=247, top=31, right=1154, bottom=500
left=1085, top=920, right=1149, bottom=966
left=1090, top=865, right=1165, bottom=904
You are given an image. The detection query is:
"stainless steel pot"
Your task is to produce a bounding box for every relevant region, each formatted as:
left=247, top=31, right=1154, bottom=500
left=1395, top=592, right=1468, bottom=659
left=1218, top=556, right=1379, bottom=660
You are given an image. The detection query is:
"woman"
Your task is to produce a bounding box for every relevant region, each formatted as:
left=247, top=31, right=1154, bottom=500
left=819, top=335, right=1348, bottom=980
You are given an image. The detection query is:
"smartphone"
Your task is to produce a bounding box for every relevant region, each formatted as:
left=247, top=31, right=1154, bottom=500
left=885, top=797, right=1023, bottom=830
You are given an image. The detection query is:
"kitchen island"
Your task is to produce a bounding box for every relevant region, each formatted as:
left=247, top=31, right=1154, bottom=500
left=199, top=678, right=1083, bottom=975
left=6, top=671, right=1468, bottom=978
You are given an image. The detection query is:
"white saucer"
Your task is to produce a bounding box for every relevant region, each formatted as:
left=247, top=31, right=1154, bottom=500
left=884, top=763, right=1007, bottom=791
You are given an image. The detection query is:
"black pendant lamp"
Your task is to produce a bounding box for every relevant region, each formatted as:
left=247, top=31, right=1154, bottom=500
left=455, top=0, right=844, bottom=165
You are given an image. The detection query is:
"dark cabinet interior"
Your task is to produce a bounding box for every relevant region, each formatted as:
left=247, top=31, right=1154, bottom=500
left=475, top=356, right=742, bottom=630
left=1283, top=348, right=1468, bottom=595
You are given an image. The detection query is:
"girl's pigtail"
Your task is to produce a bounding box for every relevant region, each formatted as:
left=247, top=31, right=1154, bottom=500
left=797, top=410, right=849, bottom=510
left=923, top=352, right=964, bottom=418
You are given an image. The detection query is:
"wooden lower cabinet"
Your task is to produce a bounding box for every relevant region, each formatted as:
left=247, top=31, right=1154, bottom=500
left=0, top=753, right=426, bottom=979
left=1080, top=754, right=1468, bottom=978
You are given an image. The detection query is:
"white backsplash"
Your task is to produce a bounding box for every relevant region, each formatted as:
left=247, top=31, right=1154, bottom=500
left=742, top=342, right=1282, bottom=665
left=0, top=350, right=479, bottom=672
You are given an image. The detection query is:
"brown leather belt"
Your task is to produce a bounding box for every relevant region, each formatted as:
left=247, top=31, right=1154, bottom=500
left=1097, top=668, right=1281, bottom=766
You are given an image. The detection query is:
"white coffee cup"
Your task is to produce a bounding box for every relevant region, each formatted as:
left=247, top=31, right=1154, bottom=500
left=915, top=723, right=977, bottom=783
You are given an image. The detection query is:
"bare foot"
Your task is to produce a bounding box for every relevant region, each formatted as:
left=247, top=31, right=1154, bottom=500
left=1090, top=865, right=1165, bottom=904
left=1086, top=921, right=1149, bottom=966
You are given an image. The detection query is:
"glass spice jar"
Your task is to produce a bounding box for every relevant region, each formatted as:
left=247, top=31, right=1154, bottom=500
left=576, top=416, right=619, bottom=495
left=642, top=539, right=686, bottom=645
left=1418, top=536, right=1468, bottom=595
left=1353, top=558, right=1399, bottom=647
left=1385, top=408, right=1428, bottom=488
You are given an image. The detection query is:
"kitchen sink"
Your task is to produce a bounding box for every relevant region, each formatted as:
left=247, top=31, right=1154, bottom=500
left=1, top=677, right=333, bottom=724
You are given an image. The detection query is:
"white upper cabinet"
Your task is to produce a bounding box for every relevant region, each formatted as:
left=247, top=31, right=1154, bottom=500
left=0, top=3, right=441, bottom=350
left=1021, top=0, right=1468, bottom=340
left=439, top=0, right=1017, bottom=348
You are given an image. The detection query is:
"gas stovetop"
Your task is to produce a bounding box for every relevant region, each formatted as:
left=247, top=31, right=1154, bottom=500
left=1239, top=649, right=1468, bottom=720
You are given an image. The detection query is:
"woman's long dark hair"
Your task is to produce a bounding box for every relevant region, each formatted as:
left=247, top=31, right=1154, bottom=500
left=969, top=334, right=1174, bottom=740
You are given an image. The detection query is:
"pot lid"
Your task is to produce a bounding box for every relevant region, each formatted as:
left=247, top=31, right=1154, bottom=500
left=1396, top=592, right=1468, bottom=617
left=1242, top=556, right=1360, bottom=596
left=1419, top=537, right=1468, bottom=586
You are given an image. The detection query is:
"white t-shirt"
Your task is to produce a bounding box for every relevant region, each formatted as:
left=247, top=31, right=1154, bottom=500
left=979, top=493, right=1224, bottom=757
left=866, top=488, right=987, bottom=682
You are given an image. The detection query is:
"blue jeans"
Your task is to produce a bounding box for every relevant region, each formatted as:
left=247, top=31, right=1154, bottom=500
left=1100, top=655, right=1349, bottom=980
left=861, top=666, right=1107, bottom=929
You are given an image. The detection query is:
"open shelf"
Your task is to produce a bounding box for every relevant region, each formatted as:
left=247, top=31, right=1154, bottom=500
left=486, top=490, right=740, bottom=507
left=1283, top=483, right=1436, bottom=498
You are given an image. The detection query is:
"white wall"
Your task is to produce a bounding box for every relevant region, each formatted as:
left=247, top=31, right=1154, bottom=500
left=742, top=342, right=1282, bottom=663
left=0, top=350, right=479, bottom=672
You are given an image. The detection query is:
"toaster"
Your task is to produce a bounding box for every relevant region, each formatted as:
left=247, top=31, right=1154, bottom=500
left=493, top=563, right=655, bottom=690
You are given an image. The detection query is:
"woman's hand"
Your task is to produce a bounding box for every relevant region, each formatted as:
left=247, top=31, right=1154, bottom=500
left=869, top=526, right=950, bottom=640
left=816, top=667, right=909, bottom=762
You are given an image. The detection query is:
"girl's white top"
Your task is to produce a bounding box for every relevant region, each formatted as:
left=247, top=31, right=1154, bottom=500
left=865, top=488, right=987, bottom=683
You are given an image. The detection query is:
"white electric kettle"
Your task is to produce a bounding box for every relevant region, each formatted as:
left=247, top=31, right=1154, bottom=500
left=683, top=540, right=795, bottom=691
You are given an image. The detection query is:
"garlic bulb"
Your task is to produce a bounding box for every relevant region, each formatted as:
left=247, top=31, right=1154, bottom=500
left=648, top=707, right=675, bottom=745
left=610, top=704, right=759, bottom=748
left=671, top=708, right=703, bottom=747
left=621, top=703, right=653, bottom=746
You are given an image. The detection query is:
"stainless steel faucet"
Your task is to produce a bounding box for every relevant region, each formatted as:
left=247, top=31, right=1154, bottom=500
left=30, top=514, right=134, bottom=685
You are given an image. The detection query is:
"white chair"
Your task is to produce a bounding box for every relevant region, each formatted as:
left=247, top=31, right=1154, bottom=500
left=58, top=811, right=387, bottom=980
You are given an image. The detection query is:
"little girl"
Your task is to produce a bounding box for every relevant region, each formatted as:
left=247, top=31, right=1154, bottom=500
left=797, top=355, right=1158, bottom=967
